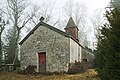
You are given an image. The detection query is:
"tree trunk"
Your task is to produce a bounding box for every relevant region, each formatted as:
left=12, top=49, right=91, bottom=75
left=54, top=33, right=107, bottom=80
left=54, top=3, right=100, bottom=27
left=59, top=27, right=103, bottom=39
left=12, top=28, right=20, bottom=65
left=0, top=33, right=2, bottom=64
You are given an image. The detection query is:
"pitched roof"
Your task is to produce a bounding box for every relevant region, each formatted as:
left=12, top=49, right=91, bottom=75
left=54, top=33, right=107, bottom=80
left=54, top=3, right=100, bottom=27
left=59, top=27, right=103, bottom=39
left=65, top=17, right=77, bottom=28
left=19, top=21, right=83, bottom=48
left=19, top=21, right=70, bottom=45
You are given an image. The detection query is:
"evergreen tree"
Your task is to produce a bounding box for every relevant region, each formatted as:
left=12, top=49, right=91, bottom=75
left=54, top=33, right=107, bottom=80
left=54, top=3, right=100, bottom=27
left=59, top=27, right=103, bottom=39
left=0, top=17, right=8, bottom=64
left=0, top=17, right=4, bottom=64
left=4, top=27, right=18, bottom=64
left=96, top=7, right=120, bottom=80
left=111, top=0, right=120, bottom=10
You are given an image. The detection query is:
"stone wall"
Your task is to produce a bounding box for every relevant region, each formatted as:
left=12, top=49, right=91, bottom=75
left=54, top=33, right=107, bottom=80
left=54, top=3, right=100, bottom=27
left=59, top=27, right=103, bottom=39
left=82, top=48, right=94, bottom=63
left=20, top=25, right=70, bottom=72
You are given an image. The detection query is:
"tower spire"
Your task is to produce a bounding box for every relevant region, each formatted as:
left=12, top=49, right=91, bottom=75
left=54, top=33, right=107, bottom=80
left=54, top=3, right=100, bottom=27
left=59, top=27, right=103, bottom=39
left=65, top=17, right=79, bottom=42
left=66, top=17, right=76, bottom=28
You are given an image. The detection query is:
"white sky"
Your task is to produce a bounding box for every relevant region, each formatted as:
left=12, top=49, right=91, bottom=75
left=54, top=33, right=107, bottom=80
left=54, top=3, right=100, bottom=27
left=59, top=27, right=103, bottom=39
left=82, top=0, right=110, bottom=10
left=31, top=0, right=110, bottom=13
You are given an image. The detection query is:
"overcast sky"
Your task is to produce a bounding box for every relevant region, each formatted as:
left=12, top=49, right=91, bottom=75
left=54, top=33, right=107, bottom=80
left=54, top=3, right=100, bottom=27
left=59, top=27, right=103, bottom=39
left=1, top=0, right=110, bottom=16
left=31, top=0, right=110, bottom=13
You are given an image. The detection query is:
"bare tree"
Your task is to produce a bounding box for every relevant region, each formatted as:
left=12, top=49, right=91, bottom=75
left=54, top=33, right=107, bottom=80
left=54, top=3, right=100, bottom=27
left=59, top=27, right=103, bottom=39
left=30, top=0, right=60, bottom=26
left=0, top=8, right=8, bottom=64
left=63, top=0, right=88, bottom=46
left=90, top=9, right=104, bottom=50
left=63, top=0, right=74, bottom=18
left=6, top=0, right=36, bottom=65
left=74, top=2, right=87, bottom=27
left=90, top=9, right=104, bottom=38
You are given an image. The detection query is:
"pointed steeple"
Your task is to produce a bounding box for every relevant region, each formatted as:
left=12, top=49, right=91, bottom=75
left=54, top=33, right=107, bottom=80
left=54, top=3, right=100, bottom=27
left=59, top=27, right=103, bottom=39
left=66, top=17, right=76, bottom=28
left=65, top=17, right=79, bottom=42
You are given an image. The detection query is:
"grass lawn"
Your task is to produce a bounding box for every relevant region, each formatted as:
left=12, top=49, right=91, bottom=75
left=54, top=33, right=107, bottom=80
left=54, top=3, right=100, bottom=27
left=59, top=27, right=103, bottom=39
left=0, top=69, right=99, bottom=80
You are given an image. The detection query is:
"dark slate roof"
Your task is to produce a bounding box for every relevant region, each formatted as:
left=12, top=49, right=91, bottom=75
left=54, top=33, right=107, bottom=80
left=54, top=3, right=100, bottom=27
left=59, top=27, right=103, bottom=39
left=19, top=21, right=70, bottom=45
left=65, top=17, right=77, bottom=28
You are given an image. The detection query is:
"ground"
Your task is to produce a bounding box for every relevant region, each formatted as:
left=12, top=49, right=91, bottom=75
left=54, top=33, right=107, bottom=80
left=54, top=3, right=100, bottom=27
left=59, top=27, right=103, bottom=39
left=0, top=69, right=99, bottom=80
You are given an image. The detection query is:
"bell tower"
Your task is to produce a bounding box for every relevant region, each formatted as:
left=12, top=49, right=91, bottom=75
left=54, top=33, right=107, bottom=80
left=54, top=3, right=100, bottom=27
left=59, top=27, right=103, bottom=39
left=64, top=17, right=79, bottom=41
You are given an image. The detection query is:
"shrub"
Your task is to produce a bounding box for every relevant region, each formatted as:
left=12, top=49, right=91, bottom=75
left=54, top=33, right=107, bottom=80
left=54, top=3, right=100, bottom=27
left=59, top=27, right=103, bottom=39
left=68, top=61, right=90, bottom=74
left=18, top=65, right=37, bottom=74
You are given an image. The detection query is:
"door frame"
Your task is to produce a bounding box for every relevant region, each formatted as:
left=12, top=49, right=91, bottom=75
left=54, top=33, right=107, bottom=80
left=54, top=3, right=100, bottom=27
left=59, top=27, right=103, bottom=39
left=38, top=52, right=46, bottom=73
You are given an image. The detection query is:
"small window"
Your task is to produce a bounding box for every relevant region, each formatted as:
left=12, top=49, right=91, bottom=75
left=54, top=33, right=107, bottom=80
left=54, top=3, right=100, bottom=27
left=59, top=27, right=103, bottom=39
left=82, top=59, right=87, bottom=62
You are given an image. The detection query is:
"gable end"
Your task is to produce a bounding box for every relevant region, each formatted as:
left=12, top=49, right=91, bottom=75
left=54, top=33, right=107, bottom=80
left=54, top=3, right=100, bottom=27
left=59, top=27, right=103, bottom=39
left=19, top=22, right=70, bottom=45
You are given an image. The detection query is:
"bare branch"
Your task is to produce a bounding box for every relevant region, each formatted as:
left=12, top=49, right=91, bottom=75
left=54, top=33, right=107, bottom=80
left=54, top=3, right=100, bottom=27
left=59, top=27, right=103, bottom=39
left=52, top=16, right=60, bottom=26
left=30, top=0, right=59, bottom=26
left=63, top=0, right=74, bottom=18
left=63, top=0, right=88, bottom=46
left=90, top=9, right=104, bottom=37
left=20, top=15, right=33, bottom=29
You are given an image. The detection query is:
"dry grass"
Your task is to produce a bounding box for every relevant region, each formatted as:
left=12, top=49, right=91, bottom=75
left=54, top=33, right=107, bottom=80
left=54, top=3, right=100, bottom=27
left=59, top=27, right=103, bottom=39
left=0, top=69, right=98, bottom=80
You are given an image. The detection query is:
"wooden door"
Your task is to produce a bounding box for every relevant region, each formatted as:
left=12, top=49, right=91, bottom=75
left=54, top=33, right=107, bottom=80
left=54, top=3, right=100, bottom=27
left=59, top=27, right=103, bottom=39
left=38, top=52, right=46, bottom=73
